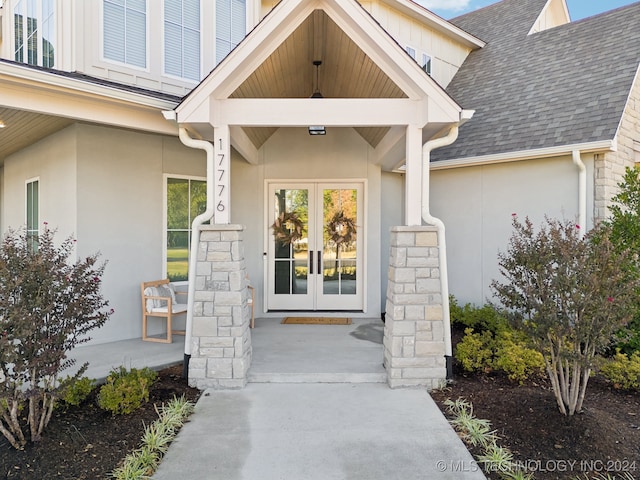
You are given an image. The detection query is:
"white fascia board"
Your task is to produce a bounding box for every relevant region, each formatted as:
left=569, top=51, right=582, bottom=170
left=430, top=139, right=617, bottom=170
left=379, top=0, right=485, bottom=49
left=0, top=61, right=179, bottom=110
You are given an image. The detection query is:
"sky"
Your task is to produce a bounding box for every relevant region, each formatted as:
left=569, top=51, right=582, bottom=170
left=418, top=0, right=638, bottom=21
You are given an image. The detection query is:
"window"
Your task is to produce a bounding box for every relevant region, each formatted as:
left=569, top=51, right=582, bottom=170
left=164, top=0, right=200, bottom=81
left=14, top=0, right=55, bottom=67
left=405, top=46, right=416, bottom=60
left=103, top=0, right=146, bottom=68
left=26, top=179, right=39, bottom=250
left=422, top=53, right=432, bottom=76
left=165, top=177, right=206, bottom=281
left=215, top=0, right=245, bottom=65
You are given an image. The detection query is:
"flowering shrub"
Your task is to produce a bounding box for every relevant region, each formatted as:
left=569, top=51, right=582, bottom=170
left=0, top=227, right=112, bottom=449
left=492, top=216, right=639, bottom=415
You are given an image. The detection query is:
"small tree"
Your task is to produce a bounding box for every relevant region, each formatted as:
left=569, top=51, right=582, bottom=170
left=491, top=216, right=638, bottom=416
left=0, top=227, right=112, bottom=449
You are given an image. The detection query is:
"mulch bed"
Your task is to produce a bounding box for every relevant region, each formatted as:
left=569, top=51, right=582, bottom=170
left=0, top=364, right=201, bottom=480
left=431, top=369, right=640, bottom=480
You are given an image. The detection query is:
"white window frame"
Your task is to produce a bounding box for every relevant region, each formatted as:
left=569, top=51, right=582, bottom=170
left=162, top=0, right=202, bottom=82
left=405, top=45, right=416, bottom=60
left=101, top=0, right=149, bottom=71
left=163, top=174, right=207, bottom=281
left=13, top=0, right=56, bottom=68
left=421, top=52, right=432, bottom=76
left=215, top=0, right=246, bottom=66
left=25, top=177, right=40, bottom=248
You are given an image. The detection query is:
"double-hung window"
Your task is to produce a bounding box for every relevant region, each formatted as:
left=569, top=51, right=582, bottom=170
left=103, top=0, right=147, bottom=68
left=165, top=176, right=206, bottom=281
left=14, top=0, right=55, bottom=67
left=164, top=0, right=201, bottom=81
left=215, top=0, right=246, bottom=65
left=26, top=179, right=39, bottom=251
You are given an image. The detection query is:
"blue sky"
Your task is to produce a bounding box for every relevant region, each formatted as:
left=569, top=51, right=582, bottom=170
left=418, top=0, right=638, bottom=21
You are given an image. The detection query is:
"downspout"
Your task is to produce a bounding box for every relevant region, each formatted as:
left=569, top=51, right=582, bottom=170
left=572, top=150, right=586, bottom=238
left=178, top=127, right=215, bottom=379
left=421, top=124, right=459, bottom=381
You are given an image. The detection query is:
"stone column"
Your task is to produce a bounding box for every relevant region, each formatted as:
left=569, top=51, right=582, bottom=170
left=383, top=226, right=446, bottom=389
left=188, top=225, right=252, bottom=389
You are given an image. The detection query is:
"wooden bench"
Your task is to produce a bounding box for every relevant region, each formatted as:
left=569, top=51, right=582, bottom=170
left=140, top=279, right=187, bottom=343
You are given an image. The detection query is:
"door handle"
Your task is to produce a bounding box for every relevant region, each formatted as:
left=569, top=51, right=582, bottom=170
left=317, top=250, right=322, bottom=275
left=309, top=250, right=314, bottom=275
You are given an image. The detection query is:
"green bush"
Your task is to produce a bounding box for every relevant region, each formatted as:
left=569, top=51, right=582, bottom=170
left=600, top=350, right=640, bottom=391
left=97, top=367, right=158, bottom=415
left=450, top=296, right=509, bottom=334
left=455, top=328, right=494, bottom=373
left=455, top=328, right=545, bottom=383
left=493, top=331, right=545, bottom=383
left=59, top=376, right=95, bottom=407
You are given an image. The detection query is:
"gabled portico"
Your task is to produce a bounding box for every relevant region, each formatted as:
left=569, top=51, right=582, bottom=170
left=168, top=0, right=470, bottom=389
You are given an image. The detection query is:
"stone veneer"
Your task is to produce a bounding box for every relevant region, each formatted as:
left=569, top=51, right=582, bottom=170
left=383, top=226, right=446, bottom=389
left=187, top=225, right=252, bottom=389
left=594, top=72, right=640, bottom=221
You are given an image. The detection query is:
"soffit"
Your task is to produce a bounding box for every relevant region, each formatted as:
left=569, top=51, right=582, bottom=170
left=0, top=107, right=73, bottom=164
left=231, top=10, right=407, bottom=149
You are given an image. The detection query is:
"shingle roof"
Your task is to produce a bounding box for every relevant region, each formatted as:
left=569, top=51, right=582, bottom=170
left=431, top=0, right=640, bottom=162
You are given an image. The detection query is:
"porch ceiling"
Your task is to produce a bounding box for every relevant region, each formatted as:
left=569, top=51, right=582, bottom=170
left=231, top=10, right=408, bottom=150
left=0, top=107, right=73, bottom=164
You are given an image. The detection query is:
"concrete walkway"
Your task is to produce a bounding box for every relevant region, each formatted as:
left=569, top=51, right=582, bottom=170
left=70, top=318, right=485, bottom=479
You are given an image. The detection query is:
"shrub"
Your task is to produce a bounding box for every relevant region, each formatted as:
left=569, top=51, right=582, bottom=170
left=455, top=328, right=494, bottom=373
left=450, top=297, right=509, bottom=334
left=492, top=216, right=639, bottom=415
left=599, top=350, right=640, bottom=391
left=455, top=328, right=544, bottom=383
left=492, top=331, right=545, bottom=383
left=98, top=367, right=158, bottom=415
left=0, top=227, right=112, bottom=449
left=59, top=376, right=95, bottom=407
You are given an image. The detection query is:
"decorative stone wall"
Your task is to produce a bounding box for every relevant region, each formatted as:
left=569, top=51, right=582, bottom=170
left=383, top=226, right=446, bottom=389
left=188, top=225, right=252, bottom=389
left=595, top=75, right=640, bottom=221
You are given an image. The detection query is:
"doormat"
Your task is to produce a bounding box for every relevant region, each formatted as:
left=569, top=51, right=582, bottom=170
left=282, top=317, right=352, bottom=325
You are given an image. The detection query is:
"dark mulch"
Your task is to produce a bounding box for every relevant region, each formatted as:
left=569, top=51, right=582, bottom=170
left=431, top=368, right=640, bottom=480
left=0, top=364, right=201, bottom=480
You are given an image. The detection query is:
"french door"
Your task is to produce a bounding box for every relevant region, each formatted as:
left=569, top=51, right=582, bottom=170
left=267, top=182, right=364, bottom=311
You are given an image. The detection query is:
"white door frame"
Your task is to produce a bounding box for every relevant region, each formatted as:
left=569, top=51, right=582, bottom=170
left=265, top=180, right=366, bottom=311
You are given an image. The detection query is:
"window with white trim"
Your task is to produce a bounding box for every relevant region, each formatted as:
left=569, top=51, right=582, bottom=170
left=165, top=176, right=206, bottom=281
left=103, top=0, right=147, bottom=68
left=26, top=179, right=39, bottom=251
left=164, top=0, right=201, bottom=81
left=405, top=46, right=416, bottom=60
left=422, top=53, right=432, bottom=76
left=215, top=0, right=246, bottom=65
left=14, top=0, right=55, bottom=68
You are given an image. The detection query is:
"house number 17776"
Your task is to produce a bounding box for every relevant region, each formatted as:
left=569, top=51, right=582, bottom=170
left=215, top=134, right=230, bottom=223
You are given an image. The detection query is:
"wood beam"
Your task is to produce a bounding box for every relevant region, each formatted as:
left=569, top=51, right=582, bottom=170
left=230, top=126, right=259, bottom=165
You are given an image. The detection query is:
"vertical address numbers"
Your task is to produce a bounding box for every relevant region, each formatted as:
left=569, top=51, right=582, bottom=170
left=214, top=125, right=230, bottom=223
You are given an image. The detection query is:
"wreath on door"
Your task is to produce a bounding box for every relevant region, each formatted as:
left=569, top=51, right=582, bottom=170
left=271, top=211, right=304, bottom=246
left=326, top=210, right=357, bottom=247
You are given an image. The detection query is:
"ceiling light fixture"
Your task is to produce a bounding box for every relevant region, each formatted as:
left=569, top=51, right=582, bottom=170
left=0, top=121, right=5, bottom=129
left=308, top=60, right=325, bottom=136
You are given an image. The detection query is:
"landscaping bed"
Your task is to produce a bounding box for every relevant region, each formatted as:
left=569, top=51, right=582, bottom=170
left=0, top=364, right=201, bottom=480
left=431, top=369, right=640, bottom=480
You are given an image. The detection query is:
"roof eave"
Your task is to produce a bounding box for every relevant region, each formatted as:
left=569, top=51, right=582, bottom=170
left=431, top=139, right=617, bottom=170
left=379, top=0, right=486, bottom=49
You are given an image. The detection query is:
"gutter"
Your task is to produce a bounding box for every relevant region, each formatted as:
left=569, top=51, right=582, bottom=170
left=430, top=139, right=616, bottom=171
left=421, top=124, right=460, bottom=381
left=176, top=126, right=215, bottom=380
left=572, top=150, right=587, bottom=237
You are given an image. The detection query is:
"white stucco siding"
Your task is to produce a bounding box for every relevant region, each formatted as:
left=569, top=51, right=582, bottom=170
left=74, top=124, right=204, bottom=344
left=431, top=155, right=594, bottom=307
left=2, top=125, right=78, bottom=239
